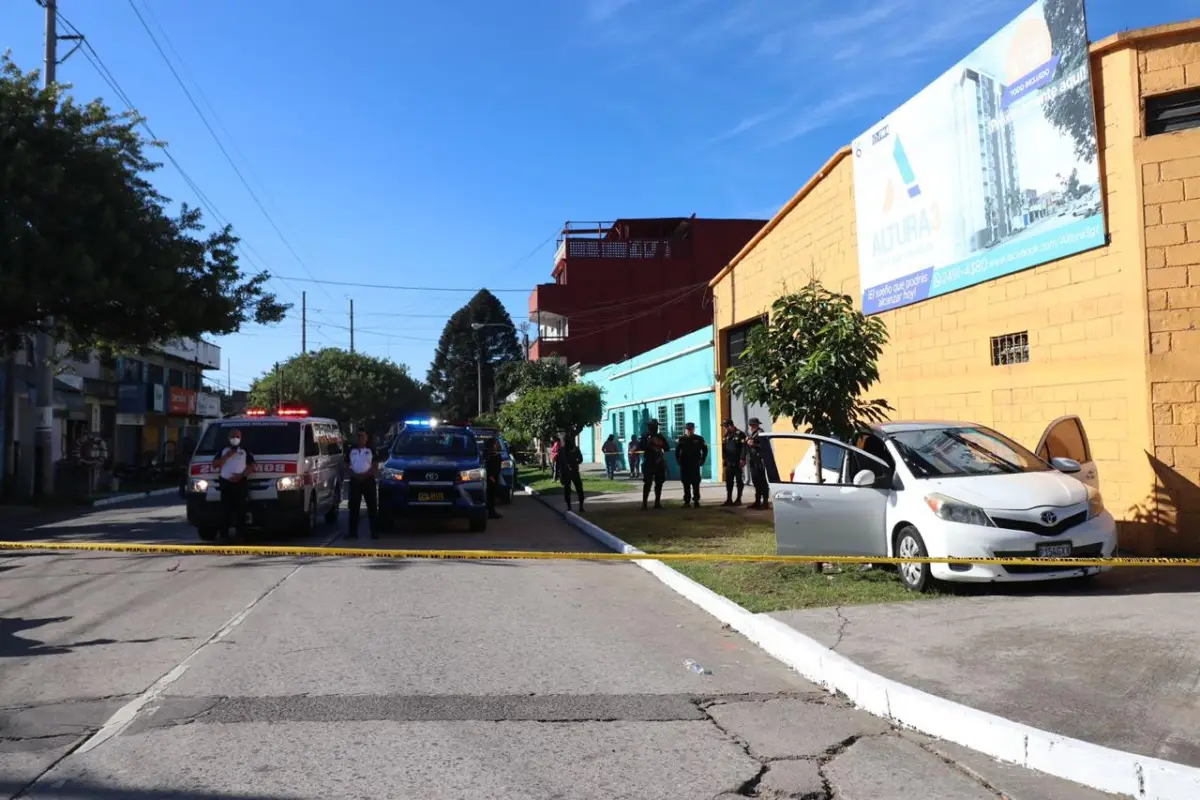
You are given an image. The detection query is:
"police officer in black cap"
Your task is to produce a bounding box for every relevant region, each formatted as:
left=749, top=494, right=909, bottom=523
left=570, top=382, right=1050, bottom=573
left=721, top=418, right=746, bottom=506
left=745, top=417, right=771, bottom=509
left=674, top=421, right=708, bottom=508
left=639, top=418, right=670, bottom=510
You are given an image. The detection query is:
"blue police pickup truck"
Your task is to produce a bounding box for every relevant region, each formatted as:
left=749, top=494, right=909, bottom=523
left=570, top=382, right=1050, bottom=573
left=376, top=419, right=489, bottom=532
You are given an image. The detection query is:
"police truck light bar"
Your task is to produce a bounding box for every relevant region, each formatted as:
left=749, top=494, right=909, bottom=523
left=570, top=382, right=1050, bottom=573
left=244, top=408, right=268, bottom=417
left=403, top=418, right=439, bottom=428
left=276, top=406, right=310, bottom=417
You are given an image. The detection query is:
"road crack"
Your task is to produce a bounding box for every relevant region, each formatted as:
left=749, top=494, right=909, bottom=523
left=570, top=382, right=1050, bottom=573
left=829, top=605, right=850, bottom=652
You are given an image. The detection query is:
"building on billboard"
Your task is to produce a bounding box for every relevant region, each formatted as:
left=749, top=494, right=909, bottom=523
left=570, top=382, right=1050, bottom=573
left=710, top=10, right=1200, bottom=555
left=527, top=217, right=766, bottom=369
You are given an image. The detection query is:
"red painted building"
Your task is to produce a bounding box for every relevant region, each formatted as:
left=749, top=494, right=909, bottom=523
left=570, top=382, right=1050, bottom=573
left=527, top=216, right=766, bottom=367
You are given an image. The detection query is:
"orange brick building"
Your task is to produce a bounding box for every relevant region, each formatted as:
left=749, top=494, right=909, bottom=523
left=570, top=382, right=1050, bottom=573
left=710, top=20, right=1200, bottom=555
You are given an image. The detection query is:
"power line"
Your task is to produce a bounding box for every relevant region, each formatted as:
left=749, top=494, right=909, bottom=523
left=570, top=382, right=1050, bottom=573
left=274, top=277, right=530, bottom=293
left=124, top=0, right=338, bottom=311
left=54, top=7, right=332, bottom=350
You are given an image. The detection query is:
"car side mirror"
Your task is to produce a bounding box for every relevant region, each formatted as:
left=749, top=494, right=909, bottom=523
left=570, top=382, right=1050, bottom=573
left=1050, top=457, right=1082, bottom=474
left=852, top=469, right=876, bottom=487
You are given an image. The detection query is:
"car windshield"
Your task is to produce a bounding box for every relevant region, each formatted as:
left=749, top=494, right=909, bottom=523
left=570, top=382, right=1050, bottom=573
left=475, top=435, right=505, bottom=453
left=888, top=426, right=1050, bottom=478
left=392, top=428, right=476, bottom=457
left=193, top=422, right=300, bottom=456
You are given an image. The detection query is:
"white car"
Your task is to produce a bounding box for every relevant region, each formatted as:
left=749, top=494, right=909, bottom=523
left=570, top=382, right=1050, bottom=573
left=764, top=416, right=1116, bottom=591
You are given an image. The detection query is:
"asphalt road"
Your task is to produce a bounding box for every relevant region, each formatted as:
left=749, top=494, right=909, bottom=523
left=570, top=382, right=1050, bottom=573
left=1, top=495, right=1120, bottom=799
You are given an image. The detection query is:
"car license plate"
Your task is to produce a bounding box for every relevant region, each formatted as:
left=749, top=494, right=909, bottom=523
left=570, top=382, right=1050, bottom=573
left=417, top=492, right=444, bottom=502
left=1036, top=542, right=1073, bottom=558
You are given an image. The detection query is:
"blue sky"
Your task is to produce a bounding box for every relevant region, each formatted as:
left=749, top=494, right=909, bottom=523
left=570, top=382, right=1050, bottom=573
left=2, top=0, right=1191, bottom=391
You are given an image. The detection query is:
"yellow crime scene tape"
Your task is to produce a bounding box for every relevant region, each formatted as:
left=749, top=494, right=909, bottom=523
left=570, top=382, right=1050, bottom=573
left=1, top=540, right=1199, bottom=568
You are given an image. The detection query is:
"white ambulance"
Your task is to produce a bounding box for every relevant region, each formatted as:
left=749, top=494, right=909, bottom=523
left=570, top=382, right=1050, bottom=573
left=184, top=406, right=344, bottom=541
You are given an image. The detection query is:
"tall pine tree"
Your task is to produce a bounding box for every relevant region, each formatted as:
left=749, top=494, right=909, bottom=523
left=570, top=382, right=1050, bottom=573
left=427, top=290, right=523, bottom=420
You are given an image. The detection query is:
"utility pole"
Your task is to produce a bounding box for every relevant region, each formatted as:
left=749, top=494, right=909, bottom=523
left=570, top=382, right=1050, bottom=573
left=301, top=291, right=307, bottom=354
left=476, top=356, right=483, bottom=418
left=349, top=298, right=355, bottom=353
left=34, top=0, right=60, bottom=496
left=227, top=359, right=232, bottom=396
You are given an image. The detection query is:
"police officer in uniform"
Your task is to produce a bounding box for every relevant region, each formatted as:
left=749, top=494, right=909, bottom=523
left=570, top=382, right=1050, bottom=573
left=346, top=430, right=379, bottom=539
left=721, top=419, right=746, bottom=506
left=559, top=428, right=586, bottom=513
left=485, top=436, right=504, bottom=520
left=745, top=417, right=771, bottom=509
left=674, top=422, right=708, bottom=508
left=639, top=419, right=670, bottom=510
left=212, top=428, right=255, bottom=544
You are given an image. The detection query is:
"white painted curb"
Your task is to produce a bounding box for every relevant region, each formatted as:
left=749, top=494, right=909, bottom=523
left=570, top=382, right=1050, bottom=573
left=91, top=487, right=179, bottom=508
left=524, top=486, right=1200, bottom=800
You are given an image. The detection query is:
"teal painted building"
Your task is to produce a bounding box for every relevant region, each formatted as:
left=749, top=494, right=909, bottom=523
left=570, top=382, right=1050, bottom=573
left=579, top=326, right=718, bottom=480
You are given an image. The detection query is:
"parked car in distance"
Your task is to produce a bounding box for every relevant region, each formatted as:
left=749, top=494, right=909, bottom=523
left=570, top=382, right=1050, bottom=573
left=376, top=419, right=489, bottom=532
left=769, top=416, right=1114, bottom=591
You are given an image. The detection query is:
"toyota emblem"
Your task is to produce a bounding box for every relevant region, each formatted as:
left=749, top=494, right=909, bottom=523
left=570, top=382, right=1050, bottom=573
left=1040, top=511, right=1058, bottom=525
left=425, top=472, right=439, bottom=481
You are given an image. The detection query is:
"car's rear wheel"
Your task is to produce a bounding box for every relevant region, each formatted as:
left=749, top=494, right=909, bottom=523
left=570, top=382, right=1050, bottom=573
left=895, top=525, right=934, bottom=593
left=469, top=515, right=487, bottom=533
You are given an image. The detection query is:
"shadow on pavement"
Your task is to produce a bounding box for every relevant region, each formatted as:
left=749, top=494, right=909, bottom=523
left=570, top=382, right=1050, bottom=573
left=0, top=615, right=193, bottom=658
left=0, top=782, right=290, bottom=799
left=942, top=565, right=1200, bottom=597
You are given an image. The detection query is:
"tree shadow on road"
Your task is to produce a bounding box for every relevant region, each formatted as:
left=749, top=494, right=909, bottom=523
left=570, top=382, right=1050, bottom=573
left=0, top=616, right=196, bottom=658
left=0, top=781, right=290, bottom=799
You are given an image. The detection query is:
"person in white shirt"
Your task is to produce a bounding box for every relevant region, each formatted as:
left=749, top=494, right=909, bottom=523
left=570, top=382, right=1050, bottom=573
left=345, top=430, right=378, bottom=539
left=212, top=428, right=255, bottom=544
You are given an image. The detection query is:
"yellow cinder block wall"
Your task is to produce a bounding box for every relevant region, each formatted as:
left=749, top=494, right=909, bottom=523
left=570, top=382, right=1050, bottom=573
left=713, top=23, right=1200, bottom=554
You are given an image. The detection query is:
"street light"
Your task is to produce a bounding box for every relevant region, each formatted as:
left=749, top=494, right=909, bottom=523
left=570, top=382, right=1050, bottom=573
left=470, top=322, right=531, bottom=416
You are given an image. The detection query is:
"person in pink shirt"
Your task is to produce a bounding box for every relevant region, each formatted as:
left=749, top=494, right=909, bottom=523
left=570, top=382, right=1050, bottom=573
left=549, top=436, right=562, bottom=481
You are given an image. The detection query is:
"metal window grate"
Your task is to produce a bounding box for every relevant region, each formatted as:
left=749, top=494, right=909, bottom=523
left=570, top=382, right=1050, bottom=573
left=990, top=331, right=1029, bottom=366
left=1146, top=87, right=1200, bottom=136
left=673, top=403, right=685, bottom=435
left=616, top=412, right=626, bottom=440
left=656, top=405, right=668, bottom=429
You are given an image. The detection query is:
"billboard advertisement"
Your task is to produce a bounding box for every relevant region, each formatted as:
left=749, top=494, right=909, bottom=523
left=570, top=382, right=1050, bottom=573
left=852, top=0, right=1104, bottom=315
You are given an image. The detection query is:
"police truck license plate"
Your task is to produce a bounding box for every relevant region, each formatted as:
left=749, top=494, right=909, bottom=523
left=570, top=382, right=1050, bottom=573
left=1036, top=542, right=1072, bottom=558
left=417, top=492, right=444, bottom=502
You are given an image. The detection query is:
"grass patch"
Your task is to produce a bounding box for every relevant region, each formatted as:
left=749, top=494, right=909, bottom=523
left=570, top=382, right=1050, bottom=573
left=519, top=467, right=638, bottom=496
left=585, top=502, right=936, bottom=612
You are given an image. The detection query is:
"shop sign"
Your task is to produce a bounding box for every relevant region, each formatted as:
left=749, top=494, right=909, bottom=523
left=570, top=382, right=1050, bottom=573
left=168, top=387, right=197, bottom=416
left=150, top=384, right=166, bottom=413
left=116, top=412, right=145, bottom=427
left=117, top=383, right=147, bottom=414
left=196, top=392, right=222, bottom=418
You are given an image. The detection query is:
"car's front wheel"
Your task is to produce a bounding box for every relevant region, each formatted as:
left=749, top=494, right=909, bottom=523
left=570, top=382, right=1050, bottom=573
left=895, top=525, right=934, bottom=593
left=469, top=515, right=487, bottom=533
left=197, top=527, right=218, bottom=542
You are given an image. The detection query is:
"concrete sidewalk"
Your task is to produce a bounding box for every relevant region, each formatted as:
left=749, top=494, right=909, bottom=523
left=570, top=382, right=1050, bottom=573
left=770, top=567, right=1200, bottom=767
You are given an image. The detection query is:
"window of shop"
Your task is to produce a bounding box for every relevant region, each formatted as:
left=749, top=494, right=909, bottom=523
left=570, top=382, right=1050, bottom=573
left=725, top=319, right=771, bottom=433
left=121, top=358, right=143, bottom=382
left=168, top=368, right=184, bottom=388
left=1145, top=87, right=1200, bottom=136
left=148, top=364, right=164, bottom=384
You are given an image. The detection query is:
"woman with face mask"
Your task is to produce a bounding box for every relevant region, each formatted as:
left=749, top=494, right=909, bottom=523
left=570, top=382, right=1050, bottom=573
left=211, top=427, right=255, bottom=544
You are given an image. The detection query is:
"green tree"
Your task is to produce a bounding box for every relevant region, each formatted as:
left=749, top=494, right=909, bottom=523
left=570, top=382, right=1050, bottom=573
left=248, top=348, right=430, bottom=435
left=1042, top=0, right=1097, bottom=164
left=724, top=280, right=892, bottom=442
left=496, top=358, right=574, bottom=398
left=427, top=290, right=523, bottom=420
left=0, top=56, right=287, bottom=352
left=497, top=384, right=603, bottom=446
